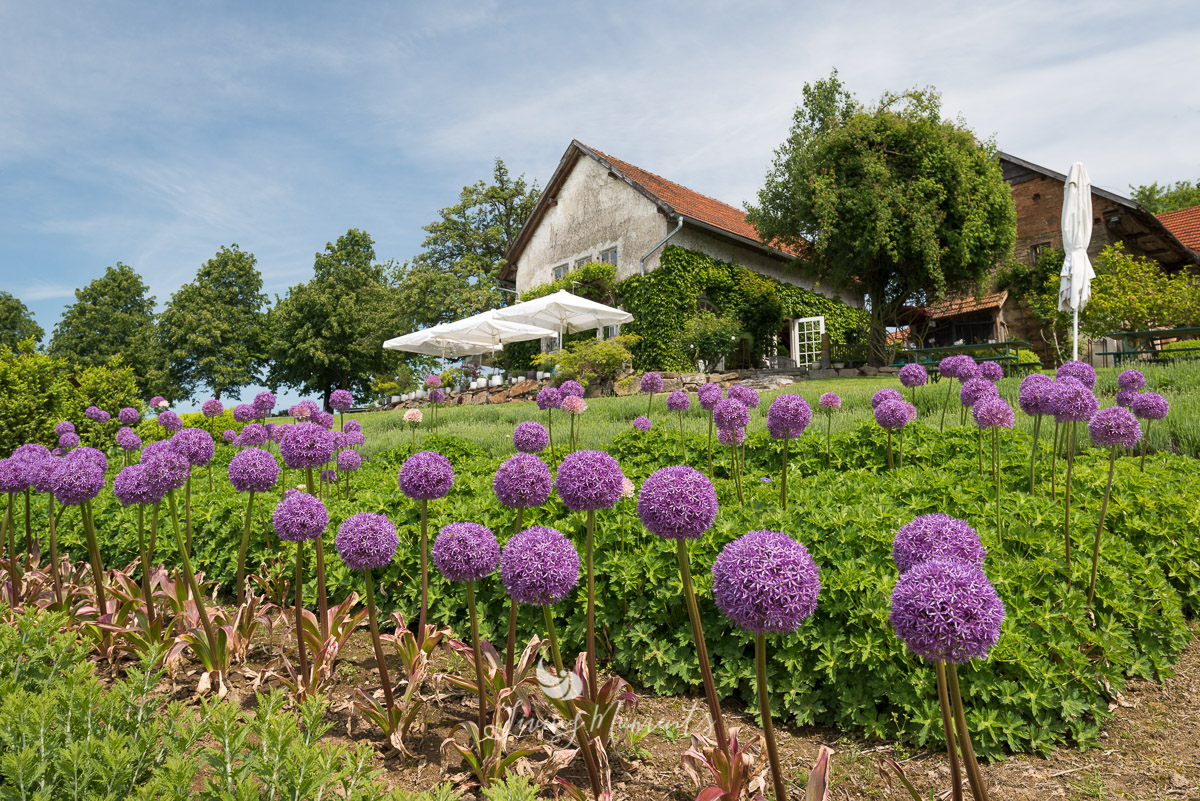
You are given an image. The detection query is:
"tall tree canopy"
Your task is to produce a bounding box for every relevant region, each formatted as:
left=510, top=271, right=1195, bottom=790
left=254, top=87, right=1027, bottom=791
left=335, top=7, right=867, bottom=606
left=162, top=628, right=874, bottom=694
left=392, top=158, right=539, bottom=330
left=159, top=244, right=269, bottom=401
left=1130, top=179, right=1200, bottom=215
left=267, top=229, right=399, bottom=407
left=0, top=291, right=44, bottom=350
left=47, top=263, right=178, bottom=400
left=746, top=72, right=1017, bottom=364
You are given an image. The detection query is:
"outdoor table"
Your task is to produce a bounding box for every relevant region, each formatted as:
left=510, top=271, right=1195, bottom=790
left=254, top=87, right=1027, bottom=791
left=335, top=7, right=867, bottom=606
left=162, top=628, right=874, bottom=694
left=892, top=340, right=1032, bottom=378
left=1098, top=327, right=1200, bottom=367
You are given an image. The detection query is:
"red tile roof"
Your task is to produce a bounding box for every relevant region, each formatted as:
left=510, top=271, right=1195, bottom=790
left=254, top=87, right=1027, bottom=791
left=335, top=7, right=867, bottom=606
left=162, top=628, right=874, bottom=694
left=886, top=327, right=911, bottom=345
left=923, top=291, right=1008, bottom=319
left=1158, top=204, right=1200, bottom=252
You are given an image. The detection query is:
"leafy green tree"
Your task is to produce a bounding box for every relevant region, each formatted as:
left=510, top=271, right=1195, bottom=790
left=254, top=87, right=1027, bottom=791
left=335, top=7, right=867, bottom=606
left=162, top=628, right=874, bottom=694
left=0, top=292, right=44, bottom=350
left=680, top=311, right=743, bottom=370
left=267, top=229, right=400, bottom=407
left=746, top=71, right=1017, bottom=364
left=1082, top=243, right=1200, bottom=337
left=1130, top=179, right=1200, bottom=215
left=159, top=245, right=269, bottom=401
left=47, top=263, right=177, bottom=400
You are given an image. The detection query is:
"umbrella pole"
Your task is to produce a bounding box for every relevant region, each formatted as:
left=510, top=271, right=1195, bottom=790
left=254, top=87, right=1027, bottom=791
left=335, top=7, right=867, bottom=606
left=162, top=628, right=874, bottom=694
left=1073, top=307, right=1079, bottom=361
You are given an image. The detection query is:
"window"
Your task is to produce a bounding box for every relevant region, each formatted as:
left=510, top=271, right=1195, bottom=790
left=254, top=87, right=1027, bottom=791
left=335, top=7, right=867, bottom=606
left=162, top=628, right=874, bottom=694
left=575, top=257, right=590, bottom=269
left=599, top=247, right=617, bottom=265
left=553, top=263, right=568, bottom=280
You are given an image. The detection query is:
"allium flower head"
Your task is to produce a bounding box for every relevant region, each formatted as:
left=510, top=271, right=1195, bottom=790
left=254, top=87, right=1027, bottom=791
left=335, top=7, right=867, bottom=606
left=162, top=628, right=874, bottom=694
left=972, top=397, right=1015, bottom=430
left=1089, top=407, right=1142, bottom=449
left=636, top=465, right=718, bottom=541
left=717, top=426, right=746, bottom=447
left=640, top=372, right=663, bottom=394
left=222, top=429, right=237, bottom=443
left=142, top=440, right=173, bottom=462
left=1018, top=373, right=1054, bottom=417
left=667, top=390, right=691, bottom=412
left=728, top=385, right=760, bottom=409
left=1118, top=369, right=1146, bottom=391
left=494, top=453, right=552, bottom=509
left=1131, top=392, right=1169, bottom=421
left=337, top=449, right=362, bottom=472
left=116, top=427, right=142, bottom=452
left=956, top=357, right=981, bottom=381
left=1116, top=389, right=1139, bottom=408
left=501, top=526, right=580, bottom=605
left=58, top=432, right=79, bottom=449
left=892, top=514, right=986, bottom=575
left=620, top=477, right=635, bottom=498
left=66, top=447, right=107, bottom=472
left=874, top=399, right=911, bottom=430
left=118, top=406, right=140, bottom=425
left=51, top=458, right=105, bottom=506
left=238, top=423, right=268, bottom=447
left=633, top=416, right=652, bottom=432
left=536, top=386, right=563, bottom=410
left=713, top=398, right=749, bottom=431
left=329, top=389, right=353, bottom=411
left=556, top=449, right=624, bottom=512
left=889, top=558, right=1005, bottom=664
left=272, top=489, right=328, bottom=543
left=434, top=522, right=500, bottom=582
left=559, top=380, right=584, bottom=398
left=84, top=405, right=103, bottom=421
left=937, top=356, right=959, bottom=379
left=697, top=383, right=723, bottom=410
left=766, top=394, right=811, bottom=440
left=312, top=410, right=335, bottom=429
left=403, top=408, right=423, bottom=425
left=336, top=513, right=397, bottom=570
left=201, top=399, right=223, bottom=418
left=113, top=464, right=163, bottom=506
left=561, top=395, right=587, bottom=415
left=279, top=422, right=336, bottom=469
left=321, top=468, right=338, bottom=484
left=253, top=391, right=277, bottom=415
left=1050, top=377, right=1099, bottom=423
left=232, top=404, right=257, bottom=423
left=55, top=421, right=75, bottom=437
left=712, top=530, right=820, bottom=635
left=150, top=396, right=167, bottom=408
left=229, top=448, right=280, bottom=493
left=1056, top=360, right=1097, bottom=389
left=872, top=388, right=903, bottom=409
left=430, top=388, right=445, bottom=403
left=142, top=449, right=190, bottom=495
left=398, top=450, right=454, bottom=500
left=959, top=377, right=998, bottom=408
left=289, top=400, right=318, bottom=420
left=512, top=421, right=549, bottom=453
left=344, top=420, right=362, bottom=433
left=0, top=458, right=28, bottom=494
left=979, top=361, right=1004, bottom=383
left=819, top=392, right=841, bottom=411
left=171, top=428, right=215, bottom=466
left=899, top=363, right=927, bottom=388
left=12, top=443, right=50, bottom=463
left=426, top=374, right=442, bottom=388
left=28, top=455, right=62, bottom=494
left=157, top=410, right=183, bottom=432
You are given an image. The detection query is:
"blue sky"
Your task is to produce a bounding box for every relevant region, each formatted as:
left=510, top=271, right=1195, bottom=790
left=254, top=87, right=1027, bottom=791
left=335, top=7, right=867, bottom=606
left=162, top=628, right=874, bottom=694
left=2, top=1, right=1198, bottom=408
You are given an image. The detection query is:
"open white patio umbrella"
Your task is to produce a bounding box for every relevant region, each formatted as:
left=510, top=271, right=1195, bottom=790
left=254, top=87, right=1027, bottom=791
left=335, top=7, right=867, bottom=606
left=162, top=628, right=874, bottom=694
left=490, top=289, right=633, bottom=348
left=428, top=309, right=558, bottom=348
left=382, top=329, right=500, bottom=358
left=1058, top=162, right=1095, bottom=361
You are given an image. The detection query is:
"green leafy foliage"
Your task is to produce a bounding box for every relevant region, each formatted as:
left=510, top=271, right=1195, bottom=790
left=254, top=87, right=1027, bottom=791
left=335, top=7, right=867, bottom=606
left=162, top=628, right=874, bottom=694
left=0, top=292, right=43, bottom=350
left=520, top=261, right=619, bottom=305
left=680, top=310, right=743, bottom=370
left=532, top=334, right=640, bottom=388
left=1082, top=243, right=1200, bottom=337
left=1130, top=178, right=1200, bottom=215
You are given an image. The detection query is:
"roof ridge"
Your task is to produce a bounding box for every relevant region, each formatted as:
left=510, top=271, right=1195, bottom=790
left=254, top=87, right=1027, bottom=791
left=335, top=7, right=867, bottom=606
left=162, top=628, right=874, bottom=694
left=584, top=143, right=750, bottom=217
left=1156, top=203, right=1200, bottom=221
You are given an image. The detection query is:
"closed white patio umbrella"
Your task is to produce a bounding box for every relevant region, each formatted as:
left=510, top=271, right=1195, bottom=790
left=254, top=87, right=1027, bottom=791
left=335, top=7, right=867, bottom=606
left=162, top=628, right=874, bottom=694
left=1058, top=162, right=1095, bottom=361
left=490, top=290, right=633, bottom=348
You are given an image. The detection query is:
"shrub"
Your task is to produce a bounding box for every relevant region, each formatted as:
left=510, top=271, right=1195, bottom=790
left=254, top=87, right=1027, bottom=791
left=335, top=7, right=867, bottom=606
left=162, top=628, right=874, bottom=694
left=681, top=311, right=743, bottom=371
left=532, top=334, right=641, bottom=388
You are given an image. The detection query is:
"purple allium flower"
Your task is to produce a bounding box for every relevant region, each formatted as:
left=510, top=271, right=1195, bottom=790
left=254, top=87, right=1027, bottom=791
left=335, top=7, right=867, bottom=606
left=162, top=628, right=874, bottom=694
left=150, top=396, right=167, bottom=408
left=171, top=427, right=215, bottom=466
left=28, top=455, right=62, bottom=494
left=113, top=464, right=162, bottom=506
left=1056, top=360, right=1096, bottom=390
left=342, top=430, right=365, bottom=448
left=905, top=402, right=918, bottom=422
left=344, top=419, right=362, bottom=433
left=336, top=512, right=397, bottom=570
left=1089, top=407, right=1142, bottom=449
left=50, top=458, right=106, bottom=506
left=321, top=468, right=337, bottom=484
left=712, top=530, right=820, bottom=635
left=1116, top=389, right=1139, bottom=408
left=556, top=449, right=624, bottom=512
left=713, top=398, right=749, bottom=431
left=270, top=423, right=291, bottom=443
left=97, top=410, right=111, bottom=423
left=157, top=410, right=183, bottom=432
left=1018, top=373, right=1054, bottom=417
left=872, top=388, right=904, bottom=409
left=559, top=380, right=584, bottom=398
left=58, top=432, right=80, bottom=449
left=337, top=449, right=361, bottom=472
left=717, top=426, right=746, bottom=447
left=819, top=392, right=842, bottom=411
left=766, top=394, right=812, bottom=440
left=84, top=405, right=102, bottom=421
left=1050, top=377, right=1099, bottom=423
left=1131, top=392, right=1169, bottom=421
left=115, top=427, right=142, bottom=452
left=0, top=458, right=28, bottom=494
left=494, top=453, right=553, bottom=509
left=512, top=421, right=549, bottom=453
left=55, top=421, right=75, bottom=437
left=640, top=372, right=663, bottom=394
left=728, top=385, right=760, bottom=409
left=289, top=400, right=318, bottom=420
left=330, top=389, right=353, bottom=411
left=959, top=377, right=998, bottom=408
left=561, top=395, right=587, bottom=415
left=633, top=416, right=652, bottom=432
left=697, top=383, right=723, bottom=411
left=229, top=448, right=280, bottom=493
left=222, top=429, right=237, bottom=443
left=311, top=410, right=335, bottom=429
left=891, top=514, right=986, bottom=575
left=253, top=391, right=277, bottom=415
left=636, top=465, right=718, bottom=541
left=875, top=399, right=911, bottom=430
left=899, top=363, right=927, bottom=388
left=956, top=356, right=981, bottom=381
left=201, top=399, right=223, bottom=418
left=233, top=404, right=257, bottom=423
left=937, top=356, right=959, bottom=379
left=67, top=446, right=107, bottom=472
left=979, top=361, right=1004, bottom=383
left=667, top=391, right=691, bottom=412
left=238, top=423, right=268, bottom=448
left=142, top=449, right=191, bottom=495
left=398, top=450, right=455, bottom=500
left=430, top=388, right=445, bottom=403
left=889, top=558, right=1005, bottom=664
left=972, top=397, right=1014, bottom=430
left=1117, top=369, right=1146, bottom=391
left=434, top=522, right=500, bottom=582
left=142, top=440, right=173, bottom=462
left=118, top=406, right=140, bottom=425
left=11, top=444, right=50, bottom=466
left=536, top=386, right=563, bottom=411
left=273, top=489, right=328, bottom=543
left=426, top=374, right=442, bottom=389
left=501, top=526, right=580, bottom=605
left=279, top=422, right=336, bottom=469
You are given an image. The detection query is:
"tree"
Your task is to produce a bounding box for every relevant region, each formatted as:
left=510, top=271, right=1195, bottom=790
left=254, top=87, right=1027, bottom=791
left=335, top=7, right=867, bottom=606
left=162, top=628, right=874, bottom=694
left=267, top=229, right=400, bottom=407
left=159, top=245, right=269, bottom=401
left=47, top=263, right=178, bottom=400
left=1082, top=243, right=1200, bottom=337
left=1130, top=179, right=1200, bottom=215
left=393, top=159, right=540, bottom=329
left=746, top=71, right=1017, bottom=364
left=0, top=292, right=44, bottom=350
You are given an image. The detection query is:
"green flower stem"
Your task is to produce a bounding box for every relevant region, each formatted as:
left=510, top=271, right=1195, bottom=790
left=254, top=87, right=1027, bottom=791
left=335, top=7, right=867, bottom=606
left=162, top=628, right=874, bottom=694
left=148, top=502, right=160, bottom=562
left=675, top=540, right=729, bottom=757
left=167, top=491, right=216, bottom=649
left=946, top=664, right=990, bottom=801
left=184, top=475, right=193, bottom=559
left=936, top=663, right=965, bottom=801
left=678, top=409, right=687, bottom=463
left=305, top=468, right=329, bottom=640
left=585, top=509, right=598, bottom=699
left=646, top=392, right=653, bottom=418
left=1140, top=419, right=1153, bottom=472
left=826, top=409, right=833, bottom=467
left=294, top=543, right=309, bottom=692
left=1051, top=421, right=1061, bottom=501
left=993, top=429, right=1002, bottom=545
left=1087, top=446, right=1119, bottom=608
left=23, top=487, right=31, bottom=567
left=886, top=430, right=894, bottom=471
left=1028, top=415, right=1042, bottom=494
left=939, top=378, right=955, bottom=431
left=137, top=505, right=154, bottom=626
left=755, top=634, right=786, bottom=801
left=47, top=494, right=61, bottom=606
left=3, top=493, right=17, bottom=605
left=465, top=581, right=488, bottom=732
left=506, top=506, right=524, bottom=684
left=1064, top=422, right=1077, bottom=588
left=363, top=569, right=395, bottom=714
left=543, top=606, right=604, bottom=801
left=547, top=410, right=557, bottom=470
left=237, top=491, right=256, bottom=607
left=730, top=443, right=744, bottom=505
left=779, top=432, right=789, bottom=510
left=570, top=414, right=577, bottom=452
left=418, top=499, right=429, bottom=645
left=81, top=500, right=105, bottom=613
left=706, top=416, right=714, bottom=481
left=411, top=426, right=416, bottom=450
left=899, top=427, right=904, bottom=468
left=976, top=429, right=983, bottom=475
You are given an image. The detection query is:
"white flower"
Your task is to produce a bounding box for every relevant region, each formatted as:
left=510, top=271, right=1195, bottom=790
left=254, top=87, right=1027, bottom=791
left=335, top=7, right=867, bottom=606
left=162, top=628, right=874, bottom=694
left=403, top=409, right=423, bottom=425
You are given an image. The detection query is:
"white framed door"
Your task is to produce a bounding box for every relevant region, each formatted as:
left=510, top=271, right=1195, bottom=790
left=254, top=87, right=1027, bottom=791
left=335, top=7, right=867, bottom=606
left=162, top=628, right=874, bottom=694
left=792, top=316, right=825, bottom=367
